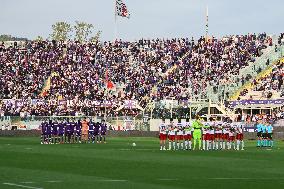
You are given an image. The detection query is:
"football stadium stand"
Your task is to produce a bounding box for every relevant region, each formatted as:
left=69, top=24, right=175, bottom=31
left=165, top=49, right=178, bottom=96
left=0, top=33, right=283, bottom=129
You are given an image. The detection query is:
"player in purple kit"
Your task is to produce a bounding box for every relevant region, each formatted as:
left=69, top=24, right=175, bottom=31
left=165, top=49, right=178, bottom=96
left=46, top=120, right=52, bottom=144
left=100, top=120, right=107, bottom=143
left=88, top=119, right=95, bottom=143
left=65, top=119, right=72, bottom=143
left=58, top=120, right=65, bottom=144
left=75, top=120, right=82, bottom=143
left=52, top=120, right=58, bottom=144
left=94, top=122, right=100, bottom=143
left=70, top=120, right=76, bottom=143
left=40, top=120, right=48, bottom=144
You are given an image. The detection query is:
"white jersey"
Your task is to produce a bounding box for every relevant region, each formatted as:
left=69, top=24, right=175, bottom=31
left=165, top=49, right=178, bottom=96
left=229, top=130, right=234, bottom=137
left=215, top=125, right=222, bottom=134
left=202, top=128, right=208, bottom=135
left=176, top=122, right=184, bottom=135
left=159, top=123, right=167, bottom=134
left=209, top=128, right=215, bottom=135
left=206, top=122, right=214, bottom=135
left=223, top=128, right=229, bottom=134
left=168, top=126, right=176, bottom=135
left=209, top=121, right=216, bottom=127
left=236, top=124, right=243, bottom=134
left=184, top=122, right=192, bottom=135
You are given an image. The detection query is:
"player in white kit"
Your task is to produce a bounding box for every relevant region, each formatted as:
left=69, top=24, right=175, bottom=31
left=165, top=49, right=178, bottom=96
left=167, top=118, right=176, bottom=150
left=222, top=124, right=230, bottom=150
left=202, top=123, right=210, bottom=150
left=183, top=118, right=193, bottom=150
left=159, top=118, right=167, bottom=150
left=228, top=124, right=236, bottom=150
left=236, top=123, right=244, bottom=150
left=214, top=122, right=223, bottom=150
left=176, top=119, right=184, bottom=150
left=209, top=124, right=215, bottom=150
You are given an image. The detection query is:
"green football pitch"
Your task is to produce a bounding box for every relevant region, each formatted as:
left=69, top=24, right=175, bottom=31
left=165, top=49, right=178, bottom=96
left=0, top=137, right=284, bottom=189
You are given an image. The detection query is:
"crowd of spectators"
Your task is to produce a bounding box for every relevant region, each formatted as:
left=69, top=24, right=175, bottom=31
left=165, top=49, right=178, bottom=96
left=253, top=60, right=283, bottom=97
left=235, top=110, right=283, bottom=123
left=0, top=33, right=277, bottom=117
left=239, top=59, right=283, bottom=99
left=278, top=33, right=284, bottom=45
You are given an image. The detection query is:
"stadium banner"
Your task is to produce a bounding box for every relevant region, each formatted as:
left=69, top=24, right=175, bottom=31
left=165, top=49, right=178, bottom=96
left=1, top=99, right=138, bottom=109
left=123, top=118, right=135, bottom=130
left=232, top=122, right=256, bottom=132
left=228, top=99, right=284, bottom=107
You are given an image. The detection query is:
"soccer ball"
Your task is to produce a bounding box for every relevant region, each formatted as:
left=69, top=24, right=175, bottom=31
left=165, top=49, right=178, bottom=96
left=132, top=142, right=136, bottom=147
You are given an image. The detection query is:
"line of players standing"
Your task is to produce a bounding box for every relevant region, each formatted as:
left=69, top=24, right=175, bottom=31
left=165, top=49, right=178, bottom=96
left=256, top=120, right=274, bottom=147
left=159, top=118, right=245, bottom=151
left=40, top=118, right=107, bottom=144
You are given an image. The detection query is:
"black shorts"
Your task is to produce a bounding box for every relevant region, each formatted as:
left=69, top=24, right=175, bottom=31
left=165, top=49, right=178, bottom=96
left=267, top=133, right=273, bottom=139
left=257, top=132, right=262, bottom=137
left=262, top=133, right=267, bottom=138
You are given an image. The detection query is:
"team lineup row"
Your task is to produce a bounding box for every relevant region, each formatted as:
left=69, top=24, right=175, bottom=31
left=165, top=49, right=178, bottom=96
left=158, top=117, right=273, bottom=151
left=40, top=119, right=108, bottom=144
left=256, top=120, right=274, bottom=147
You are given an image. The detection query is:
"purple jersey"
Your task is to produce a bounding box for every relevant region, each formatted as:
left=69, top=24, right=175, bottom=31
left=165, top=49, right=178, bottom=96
left=76, top=122, right=81, bottom=134
left=101, top=123, right=107, bottom=135
left=58, top=123, right=64, bottom=135
left=41, top=122, right=47, bottom=135
left=94, top=123, right=100, bottom=135
left=52, top=122, right=58, bottom=135
left=66, top=122, right=71, bottom=133
left=89, top=122, right=94, bottom=132
left=70, top=122, right=76, bottom=134
left=46, top=123, right=52, bottom=135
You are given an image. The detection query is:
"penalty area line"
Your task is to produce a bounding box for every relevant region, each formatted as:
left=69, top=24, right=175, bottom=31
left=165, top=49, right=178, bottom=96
left=3, top=183, right=43, bottom=189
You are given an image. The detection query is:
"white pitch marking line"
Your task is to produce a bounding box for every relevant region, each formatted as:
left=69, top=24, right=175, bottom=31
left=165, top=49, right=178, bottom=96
left=158, top=178, right=179, bottom=181
left=99, top=180, right=127, bottom=182
left=207, top=178, right=284, bottom=180
left=119, top=149, right=153, bottom=151
left=209, top=178, right=251, bottom=180
left=20, top=182, right=35, bottom=184
left=45, top=181, right=62, bottom=183
left=209, top=178, right=284, bottom=180
left=3, top=182, right=43, bottom=189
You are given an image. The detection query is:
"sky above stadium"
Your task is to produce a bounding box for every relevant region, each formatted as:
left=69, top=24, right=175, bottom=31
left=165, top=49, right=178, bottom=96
left=1, top=0, right=283, bottom=41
